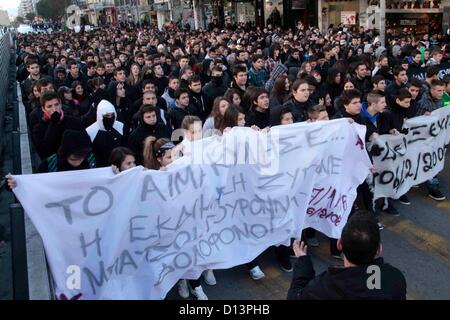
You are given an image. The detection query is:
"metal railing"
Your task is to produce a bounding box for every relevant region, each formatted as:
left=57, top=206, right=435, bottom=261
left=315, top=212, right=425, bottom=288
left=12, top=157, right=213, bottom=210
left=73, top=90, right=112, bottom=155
left=2, top=31, right=54, bottom=300
left=0, top=31, right=11, bottom=158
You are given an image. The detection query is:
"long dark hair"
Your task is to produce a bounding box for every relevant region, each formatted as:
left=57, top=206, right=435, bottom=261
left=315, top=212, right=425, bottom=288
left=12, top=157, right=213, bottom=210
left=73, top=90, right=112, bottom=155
left=219, top=105, right=243, bottom=132
left=109, top=147, right=135, bottom=171
left=272, top=75, right=288, bottom=103
left=143, top=136, right=171, bottom=170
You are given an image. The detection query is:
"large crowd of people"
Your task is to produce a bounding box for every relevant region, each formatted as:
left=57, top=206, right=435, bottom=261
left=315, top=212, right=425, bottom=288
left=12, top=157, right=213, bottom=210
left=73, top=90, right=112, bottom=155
left=5, top=22, right=450, bottom=300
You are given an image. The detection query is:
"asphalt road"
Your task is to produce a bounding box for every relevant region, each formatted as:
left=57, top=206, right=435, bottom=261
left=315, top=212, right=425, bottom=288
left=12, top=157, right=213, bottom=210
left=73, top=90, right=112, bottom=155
left=167, top=155, right=450, bottom=300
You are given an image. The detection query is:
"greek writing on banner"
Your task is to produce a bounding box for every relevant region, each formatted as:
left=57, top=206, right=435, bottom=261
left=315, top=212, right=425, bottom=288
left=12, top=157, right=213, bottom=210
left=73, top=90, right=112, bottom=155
left=372, top=107, right=450, bottom=200
left=12, top=120, right=371, bottom=300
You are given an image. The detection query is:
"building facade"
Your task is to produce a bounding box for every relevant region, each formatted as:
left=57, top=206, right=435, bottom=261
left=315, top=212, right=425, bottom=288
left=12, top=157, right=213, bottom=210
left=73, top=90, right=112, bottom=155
left=319, top=0, right=450, bottom=42
left=37, top=0, right=450, bottom=37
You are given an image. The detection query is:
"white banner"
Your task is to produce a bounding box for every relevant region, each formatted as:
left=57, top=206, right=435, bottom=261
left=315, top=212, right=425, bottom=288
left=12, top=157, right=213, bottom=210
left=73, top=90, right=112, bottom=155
left=12, top=120, right=371, bottom=300
left=372, top=107, right=450, bottom=199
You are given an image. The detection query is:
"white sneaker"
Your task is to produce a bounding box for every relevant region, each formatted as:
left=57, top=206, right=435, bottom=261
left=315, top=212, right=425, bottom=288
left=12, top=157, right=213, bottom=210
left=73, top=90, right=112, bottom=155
left=203, top=269, right=217, bottom=286
left=191, top=285, right=208, bottom=300
left=249, top=266, right=265, bottom=280
left=178, top=279, right=189, bottom=299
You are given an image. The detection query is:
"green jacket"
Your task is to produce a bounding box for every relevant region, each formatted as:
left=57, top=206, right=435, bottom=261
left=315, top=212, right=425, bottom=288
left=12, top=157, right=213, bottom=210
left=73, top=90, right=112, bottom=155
left=443, top=92, right=450, bottom=107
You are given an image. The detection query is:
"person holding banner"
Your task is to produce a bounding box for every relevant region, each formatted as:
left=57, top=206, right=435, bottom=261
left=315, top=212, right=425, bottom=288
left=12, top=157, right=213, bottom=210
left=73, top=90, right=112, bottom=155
left=287, top=212, right=407, bottom=300
left=385, top=66, right=408, bottom=108
left=109, top=147, right=136, bottom=173
left=5, top=129, right=96, bottom=189
left=415, top=79, right=446, bottom=201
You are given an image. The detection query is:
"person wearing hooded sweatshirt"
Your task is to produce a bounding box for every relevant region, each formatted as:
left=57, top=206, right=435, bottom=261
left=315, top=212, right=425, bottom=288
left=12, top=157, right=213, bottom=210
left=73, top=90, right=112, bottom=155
left=5, top=130, right=96, bottom=191
left=32, top=91, right=84, bottom=160
left=188, top=75, right=210, bottom=123
left=128, top=105, right=171, bottom=165
left=86, top=99, right=124, bottom=167
left=37, top=130, right=96, bottom=173
left=169, top=88, right=194, bottom=131
left=202, top=66, right=228, bottom=112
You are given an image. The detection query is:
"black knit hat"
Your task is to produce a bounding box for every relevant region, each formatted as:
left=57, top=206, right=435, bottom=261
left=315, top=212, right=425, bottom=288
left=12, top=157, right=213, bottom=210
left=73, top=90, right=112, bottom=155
left=58, top=130, right=92, bottom=159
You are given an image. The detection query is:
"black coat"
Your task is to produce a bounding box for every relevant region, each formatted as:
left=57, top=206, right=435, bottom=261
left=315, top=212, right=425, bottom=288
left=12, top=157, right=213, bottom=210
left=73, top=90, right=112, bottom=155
left=385, top=81, right=406, bottom=108
left=189, top=91, right=209, bottom=122
left=246, top=109, right=270, bottom=129
left=377, top=104, right=409, bottom=135
left=37, top=152, right=96, bottom=173
left=153, top=76, right=169, bottom=96
left=287, top=256, right=407, bottom=300
left=271, top=97, right=313, bottom=125
left=352, top=76, right=372, bottom=98
left=128, top=123, right=171, bottom=165
left=91, top=129, right=123, bottom=167
left=169, top=106, right=191, bottom=130
left=31, top=115, right=84, bottom=159
left=202, top=81, right=228, bottom=111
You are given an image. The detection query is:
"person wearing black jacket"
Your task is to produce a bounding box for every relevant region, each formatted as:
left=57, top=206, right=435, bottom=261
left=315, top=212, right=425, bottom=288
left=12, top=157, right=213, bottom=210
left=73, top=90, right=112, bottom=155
left=230, top=64, right=248, bottom=99
left=375, top=88, right=413, bottom=210
left=385, top=66, right=408, bottom=107
left=202, top=66, right=228, bottom=112
left=151, top=63, right=169, bottom=96
left=131, top=90, right=170, bottom=129
left=351, top=62, right=372, bottom=99
left=31, top=92, right=84, bottom=159
left=5, top=130, right=96, bottom=190
left=188, top=75, right=209, bottom=122
left=37, top=130, right=96, bottom=173
left=271, top=79, right=313, bottom=125
left=21, top=59, right=49, bottom=109
left=169, top=88, right=193, bottom=130
left=132, top=80, right=168, bottom=112
left=128, top=105, right=171, bottom=165
left=245, top=87, right=271, bottom=129
left=86, top=100, right=124, bottom=167
left=287, top=211, right=407, bottom=300
left=65, top=60, right=88, bottom=88
left=332, top=88, right=366, bottom=125
left=377, top=88, right=412, bottom=135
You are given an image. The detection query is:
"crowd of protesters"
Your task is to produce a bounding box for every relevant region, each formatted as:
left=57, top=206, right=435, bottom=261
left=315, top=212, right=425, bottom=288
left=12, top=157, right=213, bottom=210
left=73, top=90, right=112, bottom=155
left=5, top=21, right=450, bottom=300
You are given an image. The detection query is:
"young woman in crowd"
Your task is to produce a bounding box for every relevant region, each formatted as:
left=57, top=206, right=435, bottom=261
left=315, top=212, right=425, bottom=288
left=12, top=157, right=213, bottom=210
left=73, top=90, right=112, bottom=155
left=202, top=96, right=230, bottom=137
left=71, top=81, right=91, bottom=116
left=109, top=147, right=136, bottom=173
left=270, top=75, right=290, bottom=109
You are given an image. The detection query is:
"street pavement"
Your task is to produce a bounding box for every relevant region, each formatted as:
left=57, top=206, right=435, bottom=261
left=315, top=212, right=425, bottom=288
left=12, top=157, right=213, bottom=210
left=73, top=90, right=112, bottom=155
left=167, top=154, right=450, bottom=300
